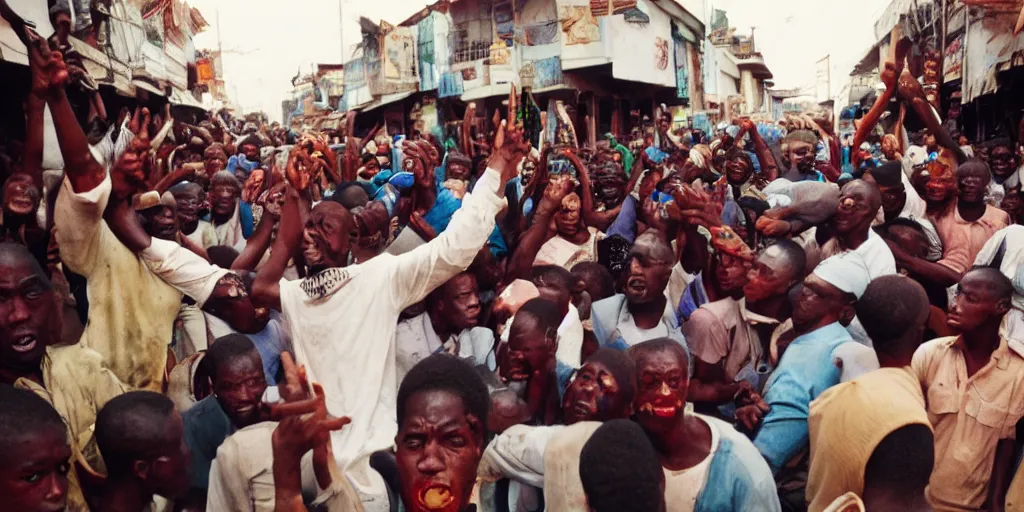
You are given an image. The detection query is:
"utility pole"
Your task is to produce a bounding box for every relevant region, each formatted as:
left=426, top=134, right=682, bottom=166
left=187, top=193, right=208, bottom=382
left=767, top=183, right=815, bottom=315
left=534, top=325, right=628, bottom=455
left=339, top=0, right=345, bottom=63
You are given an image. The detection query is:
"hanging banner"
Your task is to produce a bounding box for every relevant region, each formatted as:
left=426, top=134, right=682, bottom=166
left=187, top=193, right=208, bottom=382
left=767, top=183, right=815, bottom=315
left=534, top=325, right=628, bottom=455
left=944, top=33, right=964, bottom=83
left=559, top=5, right=600, bottom=46
left=533, top=56, right=564, bottom=89
left=674, top=36, right=689, bottom=99
left=439, top=71, right=464, bottom=98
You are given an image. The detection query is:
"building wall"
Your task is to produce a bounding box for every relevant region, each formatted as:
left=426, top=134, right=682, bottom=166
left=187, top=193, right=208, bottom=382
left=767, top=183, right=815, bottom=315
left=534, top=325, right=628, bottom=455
left=607, top=0, right=676, bottom=87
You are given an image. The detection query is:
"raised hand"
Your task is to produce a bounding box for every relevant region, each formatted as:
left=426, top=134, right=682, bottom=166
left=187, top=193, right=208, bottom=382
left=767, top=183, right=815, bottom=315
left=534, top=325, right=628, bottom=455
left=25, top=28, right=69, bottom=99
left=285, top=148, right=314, bottom=193
left=489, top=85, right=532, bottom=182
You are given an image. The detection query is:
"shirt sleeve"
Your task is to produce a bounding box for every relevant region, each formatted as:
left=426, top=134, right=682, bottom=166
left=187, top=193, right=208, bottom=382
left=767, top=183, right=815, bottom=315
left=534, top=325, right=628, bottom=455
left=54, top=173, right=111, bottom=277
left=753, top=372, right=813, bottom=474
left=478, top=425, right=560, bottom=488
left=386, top=168, right=506, bottom=310
left=206, top=442, right=249, bottom=511
left=140, top=238, right=230, bottom=307
left=683, top=308, right=730, bottom=366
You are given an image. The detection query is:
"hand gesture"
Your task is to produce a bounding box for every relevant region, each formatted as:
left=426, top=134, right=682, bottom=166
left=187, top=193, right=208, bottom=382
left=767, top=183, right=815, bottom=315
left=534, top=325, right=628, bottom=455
left=543, top=174, right=574, bottom=206
left=755, top=216, right=792, bottom=237
left=880, top=61, right=899, bottom=90
left=735, top=401, right=769, bottom=432
left=285, top=148, right=314, bottom=193
left=489, top=85, right=531, bottom=180
left=738, top=117, right=756, bottom=133
left=109, top=147, right=148, bottom=201
left=262, top=182, right=288, bottom=221
left=25, top=28, right=69, bottom=99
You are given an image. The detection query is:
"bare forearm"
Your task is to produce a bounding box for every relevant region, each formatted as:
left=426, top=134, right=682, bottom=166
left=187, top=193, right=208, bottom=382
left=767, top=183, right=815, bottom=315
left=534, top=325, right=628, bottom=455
left=853, top=87, right=895, bottom=164
left=253, top=191, right=307, bottom=309
left=23, top=95, right=45, bottom=187
left=48, top=90, right=106, bottom=193
left=508, top=203, right=557, bottom=280
left=749, top=129, right=778, bottom=181
left=103, top=199, right=151, bottom=253
left=233, top=216, right=275, bottom=272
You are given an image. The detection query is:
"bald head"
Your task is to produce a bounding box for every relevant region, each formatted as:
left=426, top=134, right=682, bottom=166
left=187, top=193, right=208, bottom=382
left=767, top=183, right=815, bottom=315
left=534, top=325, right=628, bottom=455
left=843, top=179, right=882, bottom=213
left=0, top=243, right=47, bottom=282
left=633, top=230, right=674, bottom=263
left=760, top=239, right=806, bottom=278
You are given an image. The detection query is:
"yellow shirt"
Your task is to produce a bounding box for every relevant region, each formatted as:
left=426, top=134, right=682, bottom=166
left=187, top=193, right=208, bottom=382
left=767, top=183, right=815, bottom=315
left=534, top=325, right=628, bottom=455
left=55, top=175, right=187, bottom=390
left=807, top=367, right=931, bottom=512
left=16, top=344, right=128, bottom=512
left=912, top=335, right=1024, bottom=511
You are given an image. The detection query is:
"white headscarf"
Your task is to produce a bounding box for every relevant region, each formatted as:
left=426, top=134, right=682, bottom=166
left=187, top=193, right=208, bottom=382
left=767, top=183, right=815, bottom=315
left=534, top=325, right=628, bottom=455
left=813, top=252, right=871, bottom=299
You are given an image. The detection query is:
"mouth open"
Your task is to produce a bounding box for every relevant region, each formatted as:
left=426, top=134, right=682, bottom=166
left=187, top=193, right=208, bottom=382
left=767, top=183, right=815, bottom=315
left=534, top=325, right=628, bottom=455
left=572, top=400, right=595, bottom=416
left=418, top=484, right=454, bottom=511
left=626, top=278, right=646, bottom=294
left=12, top=334, right=38, bottom=354
left=639, top=402, right=680, bottom=418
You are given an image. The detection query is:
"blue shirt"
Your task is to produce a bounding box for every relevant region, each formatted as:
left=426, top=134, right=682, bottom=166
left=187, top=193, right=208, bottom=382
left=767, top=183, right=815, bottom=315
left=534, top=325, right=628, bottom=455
left=182, top=396, right=235, bottom=489
left=753, top=322, right=851, bottom=473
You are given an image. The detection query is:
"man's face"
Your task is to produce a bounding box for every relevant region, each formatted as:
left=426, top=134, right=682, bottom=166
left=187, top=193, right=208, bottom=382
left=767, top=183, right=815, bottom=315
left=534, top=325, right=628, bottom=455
left=148, top=411, right=191, bottom=499
left=878, top=183, right=906, bottom=216
left=633, top=349, right=687, bottom=435
left=562, top=361, right=626, bottom=425
left=521, top=160, right=537, bottom=186
left=447, top=162, right=470, bottom=182
left=786, top=141, right=816, bottom=174
left=241, top=144, right=260, bottom=162
left=947, top=272, right=1009, bottom=333
left=440, top=274, right=481, bottom=333
left=0, top=426, right=71, bottom=512
left=925, top=170, right=957, bottom=203
left=212, top=352, right=267, bottom=428
left=592, top=165, right=627, bottom=208
left=3, top=175, right=41, bottom=217
left=712, top=252, right=749, bottom=294
left=302, top=203, right=352, bottom=270
left=396, top=390, right=483, bottom=512
left=210, top=181, right=240, bottom=217
left=359, top=158, right=381, bottom=180
left=173, top=190, right=201, bottom=227
left=924, top=134, right=938, bottom=151
left=989, top=146, right=1015, bottom=181
left=791, top=274, right=850, bottom=330
left=140, top=205, right=179, bottom=241
left=624, top=238, right=672, bottom=305
left=833, top=182, right=877, bottom=235
left=554, top=193, right=583, bottom=238
left=724, top=155, right=752, bottom=185
left=205, top=156, right=226, bottom=176
left=743, top=246, right=795, bottom=303
left=958, top=168, right=990, bottom=204
left=0, top=259, right=57, bottom=373
left=500, top=315, right=553, bottom=382
left=204, top=274, right=271, bottom=334
left=532, top=276, right=570, bottom=316
left=1001, top=188, right=1024, bottom=220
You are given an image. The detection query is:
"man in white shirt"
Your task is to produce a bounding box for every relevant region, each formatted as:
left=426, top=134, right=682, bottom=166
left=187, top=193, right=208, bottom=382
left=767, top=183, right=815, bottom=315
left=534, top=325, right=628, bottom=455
left=250, top=116, right=531, bottom=509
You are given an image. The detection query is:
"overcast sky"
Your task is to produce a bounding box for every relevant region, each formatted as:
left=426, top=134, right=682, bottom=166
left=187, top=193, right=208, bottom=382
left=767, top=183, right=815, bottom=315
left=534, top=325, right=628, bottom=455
left=188, top=0, right=891, bottom=121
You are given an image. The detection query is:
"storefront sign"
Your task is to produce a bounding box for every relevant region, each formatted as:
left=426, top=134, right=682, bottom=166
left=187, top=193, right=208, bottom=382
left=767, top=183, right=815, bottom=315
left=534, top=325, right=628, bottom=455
left=944, top=34, right=964, bottom=83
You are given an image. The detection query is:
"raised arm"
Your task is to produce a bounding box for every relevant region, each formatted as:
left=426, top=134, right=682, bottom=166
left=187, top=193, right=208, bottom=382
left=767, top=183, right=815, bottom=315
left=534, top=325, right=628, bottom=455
left=388, top=89, right=530, bottom=309
left=739, top=119, right=779, bottom=182
left=232, top=184, right=284, bottom=272
left=252, top=153, right=311, bottom=311
left=507, top=179, right=567, bottom=281
left=897, top=70, right=968, bottom=165
left=564, top=150, right=619, bottom=232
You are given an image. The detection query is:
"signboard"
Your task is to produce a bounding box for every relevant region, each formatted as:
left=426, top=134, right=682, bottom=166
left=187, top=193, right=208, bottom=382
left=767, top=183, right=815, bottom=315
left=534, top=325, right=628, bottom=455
left=944, top=34, right=964, bottom=83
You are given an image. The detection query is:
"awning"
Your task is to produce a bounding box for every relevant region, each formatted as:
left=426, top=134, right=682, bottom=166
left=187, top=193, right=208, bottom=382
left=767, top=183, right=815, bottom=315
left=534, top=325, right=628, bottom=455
left=359, top=91, right=415, bottom=112
left=68, top=37, right=112, bottom=81
left=0, top=3, right=54, bottom=65
left=460, top=84, right=508, bottom=102
left=169, top=88, right=204, bottom=109
left=851, top=40, right=883, bottom=76
left=133, top=78, right=165, bottom=96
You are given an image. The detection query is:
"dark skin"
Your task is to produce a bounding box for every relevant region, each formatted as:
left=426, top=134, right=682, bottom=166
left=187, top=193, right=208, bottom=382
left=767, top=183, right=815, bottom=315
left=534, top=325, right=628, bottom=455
left=633, top=348, right=713, bottom=471
left=0, top=426, right=71, bottom=512
left=172, top=186, right=203, bottom=236
left=500, top=314, right=559, bottom=424
left=819, top=180, right=881, bottom=253
left=791, top=274, right=856, bottom=335
left=561, top=360, right=631, bottom=425
left=623, top=234, right=673, bottom=330
left=955, top=165, right=991, bottom=223
left=212, top=351, right=268, bottom=429
left=96, top=411, right=191, bottom=512
left=0, top=254, right=60, bottom=387
left=988, top=145, right=1016, bottom=184
left=210, top=179, right=241, bottom=226
left=429, top=273, right=481, bottom=342
left=945, top=270, right=1014, bottom=511
left=396, top=390, right=483, bottom=512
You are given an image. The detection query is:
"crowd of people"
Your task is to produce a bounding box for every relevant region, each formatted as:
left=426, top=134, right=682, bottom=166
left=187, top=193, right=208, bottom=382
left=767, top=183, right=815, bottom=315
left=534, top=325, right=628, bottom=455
left=4, top=14, right=1024, bottom=512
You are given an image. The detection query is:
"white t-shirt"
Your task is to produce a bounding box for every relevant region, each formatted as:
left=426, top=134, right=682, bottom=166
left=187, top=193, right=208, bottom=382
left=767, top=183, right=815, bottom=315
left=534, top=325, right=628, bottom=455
left=664, top=415, right=720, bottom=512
left=278, top=168, right=506, bottom=500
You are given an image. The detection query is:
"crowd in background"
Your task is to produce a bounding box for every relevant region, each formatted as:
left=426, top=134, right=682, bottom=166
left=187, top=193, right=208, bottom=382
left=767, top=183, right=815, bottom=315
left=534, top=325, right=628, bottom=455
left=4, top=11, right=1024, bottom=512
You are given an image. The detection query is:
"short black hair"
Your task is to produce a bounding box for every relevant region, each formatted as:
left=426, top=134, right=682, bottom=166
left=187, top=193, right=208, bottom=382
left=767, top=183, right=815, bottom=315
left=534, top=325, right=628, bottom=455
left=0, top=242, right=49, bottom=284
left=856, top=275, right=930, bottom=355
left=863, top=424, right=934, bottom=504
left=571, top=262, right=615, bottom=302
left=397, top=354, right=490, bottom=433
left=884, top=217, right=928, bottom=236
left=206, top=245, right=240, bottom=269
left=963, top=267, right=1015, bottom=301
left=532, top=265, right=575, bottom=293
left=0, top=385, right=66, bottom=464
left=95, top=391, right=177, bottom=475
left=628, top=337, right=690, bottom=379
left=957, top=158, right=992, bottom=183
left=204, top=333, right=260, bottom=381
left=514, top=298, right=564, bottom=334
left=584, top=348, right=637, bottom=404
left=329, top=181, right=372, bottom=210
left=579, top=419, right=663, bottom=512
left=765, top=238, right=807, bottom=278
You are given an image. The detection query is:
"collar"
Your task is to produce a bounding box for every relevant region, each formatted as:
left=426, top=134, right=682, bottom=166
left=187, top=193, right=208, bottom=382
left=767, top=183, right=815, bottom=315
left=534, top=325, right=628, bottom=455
left=739, top=298, right=781, bottom=326
left=617, top=296, right=677, bottom=329
left=951, top=200, right=1001, bottom=229
left=791, top=322, right=848, bottom=346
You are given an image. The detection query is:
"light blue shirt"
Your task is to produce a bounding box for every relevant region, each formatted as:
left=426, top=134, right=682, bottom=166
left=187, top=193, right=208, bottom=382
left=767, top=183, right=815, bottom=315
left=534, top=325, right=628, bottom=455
left=753, top=322, right=851, bottom=473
